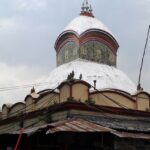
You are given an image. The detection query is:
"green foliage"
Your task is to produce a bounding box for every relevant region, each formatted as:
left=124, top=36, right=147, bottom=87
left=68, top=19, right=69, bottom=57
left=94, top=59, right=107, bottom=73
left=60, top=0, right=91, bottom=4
left=85, top=98, right=95, bottom=105
left=79, top=74, right=82, bottom=80
left=67, top=97, right=76, bottom=102
left=53, top=101, right=58, bottom=105
left=67, top=70, right=75, bottom=81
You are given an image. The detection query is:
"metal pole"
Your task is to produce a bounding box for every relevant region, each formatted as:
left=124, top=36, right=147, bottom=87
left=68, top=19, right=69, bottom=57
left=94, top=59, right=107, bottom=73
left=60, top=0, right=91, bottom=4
left=137, top=25, right=150, bottom=90
left=14, top=114, right=24, bottom=150
left=14, top=128, right=23, bottom=150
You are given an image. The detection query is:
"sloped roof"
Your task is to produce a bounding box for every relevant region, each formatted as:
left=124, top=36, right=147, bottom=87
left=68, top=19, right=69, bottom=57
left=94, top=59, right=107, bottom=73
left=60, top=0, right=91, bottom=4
left=73, top=113, right=150, bottom=132
left=46, top=119, right=112, bottom=134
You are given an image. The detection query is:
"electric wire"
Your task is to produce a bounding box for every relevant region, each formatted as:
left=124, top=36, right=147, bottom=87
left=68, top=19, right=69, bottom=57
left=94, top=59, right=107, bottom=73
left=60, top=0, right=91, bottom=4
left=0, top=81, right=132, bottom=119
left=137, top=25, right=150, bottom=89
left=1, top=87, right=58, bottom=117
left=0, top=94, right=58, bottom=133
left=0, top=79, right=147, bottom=133
left=0, top=87, right=59, bottom=132
left=90, top=84, right=129, bottom=109
left=0, top=81, right=51, bottom=92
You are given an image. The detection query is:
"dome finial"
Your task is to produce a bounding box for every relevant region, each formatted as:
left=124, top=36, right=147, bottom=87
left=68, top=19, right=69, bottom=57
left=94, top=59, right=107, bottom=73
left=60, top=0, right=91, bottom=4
left=81, top=2, right=85, bottom=12
left=80, top=0, right=94, bottom=17
left=31, top=86, right=35, bottom=94
left=89, top=5, right=93, bottom=13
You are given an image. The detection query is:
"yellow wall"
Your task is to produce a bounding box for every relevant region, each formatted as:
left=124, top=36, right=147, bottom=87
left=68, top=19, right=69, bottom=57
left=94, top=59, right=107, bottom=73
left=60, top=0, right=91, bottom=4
left=25, top=97, right=35, bottom=113
left=90, top=92, right=136, bottom=109
left=136, top=93, right=150, bottom=111
left=72, top=83, right=89, bottom=101
left=2, top=106, right=9, bottom=119
left=60, top=84, right=70, bottom=102
left=8, top=104, right=25, bottom=117
left=36, top=93, right=59, bottom=110
left=2, top=82, right=150, bottom=119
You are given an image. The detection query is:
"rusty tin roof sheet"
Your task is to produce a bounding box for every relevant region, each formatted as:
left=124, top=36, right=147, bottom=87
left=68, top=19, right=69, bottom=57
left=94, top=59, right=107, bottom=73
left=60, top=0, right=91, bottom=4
left=11, top=124, right=51, bottom=135
left=46, top=119, right=113, bottom=134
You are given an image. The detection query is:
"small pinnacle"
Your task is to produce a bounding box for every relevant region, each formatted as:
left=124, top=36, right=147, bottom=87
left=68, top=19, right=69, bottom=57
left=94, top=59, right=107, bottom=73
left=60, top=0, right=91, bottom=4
left=89, top=5, right=92, bottom=13
left=31, top=87, right=35, bottom=93
left=85, top=0, right=88, bottom=6
left=80, top=0, right=94, bottom=17
left=81, top=2, right=85, bottom=11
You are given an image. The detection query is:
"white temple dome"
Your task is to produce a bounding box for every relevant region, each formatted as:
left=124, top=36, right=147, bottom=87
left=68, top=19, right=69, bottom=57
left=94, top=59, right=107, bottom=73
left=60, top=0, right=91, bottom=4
left=46, top=2, right=136, bottom=94
left=42, top=59, right=136, bottom=94
left=64, top=15, right=113, bottom=37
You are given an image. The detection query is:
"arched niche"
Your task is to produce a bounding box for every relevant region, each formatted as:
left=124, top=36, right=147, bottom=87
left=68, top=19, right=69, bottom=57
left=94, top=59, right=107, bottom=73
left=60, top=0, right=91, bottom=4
left=72, top=80, right=91, bottom=102
left=35, top=91, right=59, bottom=110
left=90, top=90, right=136, bottom=109
left=24, top=95, right=36, bottom=113
left=8, top=102, right=25, bottom=117
left=58, top=79, right=91, bottom=103
left=133, top=91, right=150, bottom=111
left=2, top=103, right=12, bottom=119
left=58, top=82, right=71, bottom=102
left=55, top=30, right=119, bottom=67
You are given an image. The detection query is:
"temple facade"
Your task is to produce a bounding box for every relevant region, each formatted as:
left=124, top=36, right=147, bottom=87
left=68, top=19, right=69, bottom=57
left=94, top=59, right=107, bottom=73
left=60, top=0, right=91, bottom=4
left=0, top=1, right=150, bottom=150
left=55, top=1, right=118, bottom=67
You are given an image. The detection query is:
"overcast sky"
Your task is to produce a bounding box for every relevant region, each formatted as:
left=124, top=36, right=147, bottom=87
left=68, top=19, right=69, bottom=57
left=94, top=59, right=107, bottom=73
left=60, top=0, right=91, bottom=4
left=0, top=0, right=150, bottom=107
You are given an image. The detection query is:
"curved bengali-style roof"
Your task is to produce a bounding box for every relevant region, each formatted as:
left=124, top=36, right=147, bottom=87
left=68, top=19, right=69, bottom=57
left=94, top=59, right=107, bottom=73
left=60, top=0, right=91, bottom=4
left=64, top=15, right=114, bottom=37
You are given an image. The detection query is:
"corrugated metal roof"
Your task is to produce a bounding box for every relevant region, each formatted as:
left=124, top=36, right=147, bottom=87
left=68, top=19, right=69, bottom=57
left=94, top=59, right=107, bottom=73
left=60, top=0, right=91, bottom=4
left=74, top=115, right=150, bottom=132
left=3, top=118, right=150, bottom=141
left=12, top=124, right=51, bottom=135
left=46, top=119, right=113, bottom=134
left=111, top=131, right=150, bottom=140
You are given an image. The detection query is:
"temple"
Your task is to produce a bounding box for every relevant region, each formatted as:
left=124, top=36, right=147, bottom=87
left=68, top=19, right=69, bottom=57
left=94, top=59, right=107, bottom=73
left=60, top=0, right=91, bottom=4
left=0, top=1, right=150, bottom=150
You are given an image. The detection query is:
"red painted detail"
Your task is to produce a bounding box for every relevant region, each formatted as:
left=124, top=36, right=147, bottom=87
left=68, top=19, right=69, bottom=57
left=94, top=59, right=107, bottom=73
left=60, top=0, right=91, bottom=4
left=60, top=102, right=150, bottom=117
left=1, top=101, right=150, bottom=127
left=79, top=31, right=118, bottom=52
left=55, top=33, right=78, bottom=50
left=14, top=128, right=23, bottom=150
left=55, top=31, right=118, bottom=55
left=80, top=12, right=94, bottom=17
left=56, top=38, right=79, bottom=54
left=55, top=29, right=118, bottom=50
left=55, top=34, right=79, bottom=52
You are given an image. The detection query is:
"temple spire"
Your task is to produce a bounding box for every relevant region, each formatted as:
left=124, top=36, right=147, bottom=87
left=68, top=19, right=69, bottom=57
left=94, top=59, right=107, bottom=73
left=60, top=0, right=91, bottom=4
left=80, top=0, right=94, bottom=17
